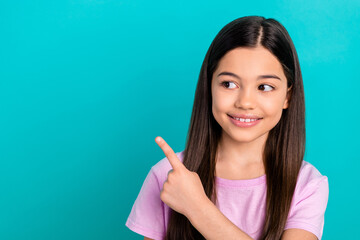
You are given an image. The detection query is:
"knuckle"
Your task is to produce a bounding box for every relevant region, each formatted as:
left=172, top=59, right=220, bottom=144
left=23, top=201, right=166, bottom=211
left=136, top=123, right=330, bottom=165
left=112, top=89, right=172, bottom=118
left=167, top=172, right=175, bottom=182
left=160, top=191, right=166, bottom=201
left=190, top=171, right=198, bottom=178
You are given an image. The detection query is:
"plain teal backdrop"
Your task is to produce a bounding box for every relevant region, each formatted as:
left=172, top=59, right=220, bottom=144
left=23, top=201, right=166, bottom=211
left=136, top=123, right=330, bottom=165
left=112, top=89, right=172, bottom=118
left=1, top=0, right=359, bottom=239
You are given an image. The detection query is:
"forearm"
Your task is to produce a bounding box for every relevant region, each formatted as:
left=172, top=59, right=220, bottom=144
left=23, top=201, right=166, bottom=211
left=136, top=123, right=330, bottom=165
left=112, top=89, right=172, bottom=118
left=186, top=198, right=254, bottom=240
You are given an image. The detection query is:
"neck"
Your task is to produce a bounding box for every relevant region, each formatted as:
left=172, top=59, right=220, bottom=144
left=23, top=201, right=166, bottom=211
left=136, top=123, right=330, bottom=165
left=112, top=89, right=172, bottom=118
left=216, top=131, right=268, bottom=167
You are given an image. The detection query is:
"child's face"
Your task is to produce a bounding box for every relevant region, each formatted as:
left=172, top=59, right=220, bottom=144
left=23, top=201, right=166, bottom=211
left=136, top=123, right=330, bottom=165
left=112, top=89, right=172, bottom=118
left=211, top=46, right=291, bottom=144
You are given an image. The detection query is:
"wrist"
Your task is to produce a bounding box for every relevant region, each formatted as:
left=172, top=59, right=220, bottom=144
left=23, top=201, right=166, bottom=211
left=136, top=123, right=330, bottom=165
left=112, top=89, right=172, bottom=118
left=186, top=194, right=214, bottom=224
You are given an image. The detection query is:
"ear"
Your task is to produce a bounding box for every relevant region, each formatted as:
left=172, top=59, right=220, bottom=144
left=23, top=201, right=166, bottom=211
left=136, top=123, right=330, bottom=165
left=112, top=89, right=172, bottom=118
left=283, top=86, right=293, bottom=109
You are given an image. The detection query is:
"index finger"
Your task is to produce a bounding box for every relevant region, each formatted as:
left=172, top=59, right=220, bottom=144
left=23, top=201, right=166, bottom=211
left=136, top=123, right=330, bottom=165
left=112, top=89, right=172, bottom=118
left=155, top=136, right=184, bottom=170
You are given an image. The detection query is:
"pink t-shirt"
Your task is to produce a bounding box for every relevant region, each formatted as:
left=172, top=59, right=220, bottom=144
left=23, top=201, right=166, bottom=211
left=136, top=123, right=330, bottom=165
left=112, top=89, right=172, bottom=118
left=126, top=151, right=329, bottom=240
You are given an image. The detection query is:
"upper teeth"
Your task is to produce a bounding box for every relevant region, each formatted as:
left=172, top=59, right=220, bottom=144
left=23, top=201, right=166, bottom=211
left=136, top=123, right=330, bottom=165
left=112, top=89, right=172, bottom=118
left=232, top=117, right=258, bottom=122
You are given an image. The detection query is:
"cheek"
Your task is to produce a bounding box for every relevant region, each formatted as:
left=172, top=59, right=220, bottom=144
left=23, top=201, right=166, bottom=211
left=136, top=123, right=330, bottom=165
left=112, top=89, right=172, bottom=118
left=212, top=92, right=227, bottom=122
left=211, top=97, right=221, bottom=121
left=261, top=95, right=286, bottom=120
left=212, top=93, right=234, bottom=115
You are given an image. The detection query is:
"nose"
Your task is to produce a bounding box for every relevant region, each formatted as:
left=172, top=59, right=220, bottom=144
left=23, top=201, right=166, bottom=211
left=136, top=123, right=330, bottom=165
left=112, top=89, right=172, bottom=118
left=234, top=88, right=256, bottom=110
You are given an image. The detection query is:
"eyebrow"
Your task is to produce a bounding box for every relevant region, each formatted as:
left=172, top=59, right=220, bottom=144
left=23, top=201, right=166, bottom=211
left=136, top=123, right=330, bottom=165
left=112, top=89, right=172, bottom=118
left=217, top=71, right=281, bottom=81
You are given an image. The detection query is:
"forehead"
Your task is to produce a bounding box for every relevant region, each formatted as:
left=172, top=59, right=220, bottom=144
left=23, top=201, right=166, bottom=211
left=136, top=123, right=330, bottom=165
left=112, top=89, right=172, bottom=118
left=214, top=46, right=285, bottom=78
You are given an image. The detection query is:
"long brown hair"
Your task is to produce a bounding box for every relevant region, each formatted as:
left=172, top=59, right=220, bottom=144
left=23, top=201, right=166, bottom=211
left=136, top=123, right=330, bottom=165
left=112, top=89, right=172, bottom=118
left=165, top=16, right=305, bottom=240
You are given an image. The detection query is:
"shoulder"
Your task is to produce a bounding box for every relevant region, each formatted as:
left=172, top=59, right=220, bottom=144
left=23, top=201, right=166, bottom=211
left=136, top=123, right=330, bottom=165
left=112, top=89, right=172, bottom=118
left=285, top=160, right=329, bottom=239
left=297, top=160, right=328, bottom=190
left=126, top=151, right=186, bottom=240
left=290, top=160, right=329, bottom=219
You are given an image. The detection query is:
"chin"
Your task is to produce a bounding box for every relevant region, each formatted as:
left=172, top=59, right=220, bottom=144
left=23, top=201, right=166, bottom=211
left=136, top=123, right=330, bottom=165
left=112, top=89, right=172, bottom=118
left=233, top=135, right=261, bottom=143
left=228, top=130, right=269, bottom=144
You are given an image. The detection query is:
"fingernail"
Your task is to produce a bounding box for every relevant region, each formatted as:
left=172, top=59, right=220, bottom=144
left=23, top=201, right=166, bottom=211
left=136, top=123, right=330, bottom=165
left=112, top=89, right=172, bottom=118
left=155, top=137, right=161, bottom=143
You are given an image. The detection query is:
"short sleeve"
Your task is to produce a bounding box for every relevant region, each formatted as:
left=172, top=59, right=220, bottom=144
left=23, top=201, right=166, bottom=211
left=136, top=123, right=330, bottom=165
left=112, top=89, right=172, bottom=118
left=284, top=176, right=329, bottom=240
left=125, top=167, right=166, bottom=240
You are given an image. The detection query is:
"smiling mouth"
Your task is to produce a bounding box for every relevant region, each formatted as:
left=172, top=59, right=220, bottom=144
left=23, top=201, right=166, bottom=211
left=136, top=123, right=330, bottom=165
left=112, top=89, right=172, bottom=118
left=227, top=114, right=262, bottom=128
left=228, top=114, right=263, bottom=122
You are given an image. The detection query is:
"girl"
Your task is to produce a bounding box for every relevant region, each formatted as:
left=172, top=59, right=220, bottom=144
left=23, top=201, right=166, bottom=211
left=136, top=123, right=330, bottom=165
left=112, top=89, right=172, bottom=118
left=125, top=16, right=329, bottom=240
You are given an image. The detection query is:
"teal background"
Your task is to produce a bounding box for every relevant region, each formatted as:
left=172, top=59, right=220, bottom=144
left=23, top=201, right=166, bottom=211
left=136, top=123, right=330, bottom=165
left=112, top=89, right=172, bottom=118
left=1, top=0, right=359, bottom=239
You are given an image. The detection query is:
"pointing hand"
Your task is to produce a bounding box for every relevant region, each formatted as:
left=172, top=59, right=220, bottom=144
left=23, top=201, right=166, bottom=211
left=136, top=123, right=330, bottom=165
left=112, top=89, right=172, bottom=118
left=155, top=136, right=208, bottom=218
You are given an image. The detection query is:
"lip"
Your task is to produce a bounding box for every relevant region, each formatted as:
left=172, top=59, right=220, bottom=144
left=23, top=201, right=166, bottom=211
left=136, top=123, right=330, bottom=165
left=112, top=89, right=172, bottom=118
left=228, top=114, right=262, bottom=128
left=228, top=113, right=263, bottom=119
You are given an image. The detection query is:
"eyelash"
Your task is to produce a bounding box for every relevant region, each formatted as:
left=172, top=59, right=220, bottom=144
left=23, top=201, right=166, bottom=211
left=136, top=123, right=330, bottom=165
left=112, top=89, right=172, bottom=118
left=220, top=81, right=275, bottom=92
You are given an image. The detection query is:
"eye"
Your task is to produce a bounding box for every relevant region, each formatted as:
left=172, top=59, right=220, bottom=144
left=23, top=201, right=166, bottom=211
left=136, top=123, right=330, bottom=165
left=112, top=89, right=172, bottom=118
left=221, top=81, right=237, bottom=89
left=258, top=84, right=274, bottom=92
